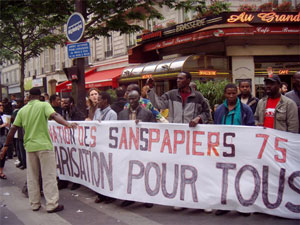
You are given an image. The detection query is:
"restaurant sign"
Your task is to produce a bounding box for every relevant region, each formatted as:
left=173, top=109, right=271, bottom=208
left=137, top=12, right=299, bottom=44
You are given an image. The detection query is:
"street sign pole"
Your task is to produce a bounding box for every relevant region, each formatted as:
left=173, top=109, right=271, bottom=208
left=72, top=0, right=86, bottom=116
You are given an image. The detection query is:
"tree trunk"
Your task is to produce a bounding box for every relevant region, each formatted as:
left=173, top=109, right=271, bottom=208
left=20, top=56, right=25, bottom=100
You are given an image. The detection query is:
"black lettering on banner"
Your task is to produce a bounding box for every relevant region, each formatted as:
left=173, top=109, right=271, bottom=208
left=71, top=147, right=80, bottom=178
left=100, top=152, right=113, bottom=191
left=216, top=162, right=236, bottom=204
left=285, top=171, right=300, bottom=213
left=223, top=133, right=235, bottom=157
left=180, top=165, right=198, bottom=202
left=109, top=127, right=118, bottom=148
left=235, top=165, right=260, bottom=206
left=91, top=152, right=100, bottom=187
left=161, top=163, right=179, bottom=199
left=145, top=162, right=161, bottom=196
left=84, top=126, right=90, bottom=147
left=140, top=128, right=149, bottom=151
left=59, top=146, right=71, bottom=176
left=67, top=147, right=74, bottom=176
left=262, top=166, right=285, bottom=209
left=82, top=149, right=91, bottom=183
left=78, top=148, right=87, bottom=181
left=70, top=127, right=76, bottom=144
left=127, top=160, right=144, bottom=194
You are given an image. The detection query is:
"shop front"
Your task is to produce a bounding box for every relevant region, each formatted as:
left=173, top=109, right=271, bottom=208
left=56, top=67, right=125, bottom=93
left=124, top=11, right=300, bottom=96
left=120, top=55, right=230, bottom=95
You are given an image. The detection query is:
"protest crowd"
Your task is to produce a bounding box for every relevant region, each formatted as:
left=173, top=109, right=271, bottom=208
left=0, top=70, right=299, bottom=217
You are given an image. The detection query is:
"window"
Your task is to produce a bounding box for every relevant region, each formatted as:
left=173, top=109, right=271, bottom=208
left=146, top=19, right=156, bottom=31
left=126, top=33, right=136, bottom=49
left=44, top=48, right=50, bottom=72
left=55, top=45, right=60, bottom=70
left=36, top=56, right=40, bottom=75
left=105, top=34, right=113, bottom=57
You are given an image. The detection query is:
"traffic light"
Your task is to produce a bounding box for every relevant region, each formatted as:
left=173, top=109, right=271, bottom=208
left=63, top=66, right=79, bottom=81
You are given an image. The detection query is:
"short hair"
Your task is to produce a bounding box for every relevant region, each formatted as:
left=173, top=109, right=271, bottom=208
left=99, top=91, right=111, bottom=104
left=115, top=87, right=125, bottom=98
left=49, top=94, right=59, bottom=104
left=280, top=82, right=288, bottom=88
left=224, top=83, right=238, bottom=92
left=68, top=96, right=75, bottom=104
left=180, top=71, right=192, bottom=80
left=30, top=87, right=41, bottom=96
left=39, top=95, right=45, bottom=101
left=128, top=84, right=141, bottom=95
left=238, top=80, right=251, bottom=87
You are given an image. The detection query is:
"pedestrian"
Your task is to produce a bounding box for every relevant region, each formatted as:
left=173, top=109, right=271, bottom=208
left=285, top=71, right=300, bottom=133
left=86, top=88, right=100, bottom=120
left=118, top=90, right=155, bottom=208
left=238, top=80, right=259, bottom=114
left=11, top=99, right=26, bottom=169
left=94, top=91, right=117, bottom=204
left=146, top=71, right=211, bottom=126
left=10, top=94, right=17, bottom=110
left=49, top=94, right=62, bottom=115
left=125, top=84, right=167, bottom=123
left=0, top=87, right=77, bottom=213
left=111, top=87, right=127, bottom=115
left=43, top=93, right=50, bottom=102
left=214, top=83, right=255, bottom=126
left=2, top=98, right=13, bottom=159
left=214, top=83, right=254, bottom=216
left=146, top=71, right=211, bottom=212
left=61, top=96, right=85, bottom=190
left=119, top=90, right=155, bottom=123
left=254, top=74, right=299, bottom=133
left=0, top=101, right=9, bottom=179
left=280, top=82, right=288, bottom=95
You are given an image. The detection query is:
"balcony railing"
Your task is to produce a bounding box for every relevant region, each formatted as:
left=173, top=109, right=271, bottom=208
left=105, top=50, right=113, bottom=58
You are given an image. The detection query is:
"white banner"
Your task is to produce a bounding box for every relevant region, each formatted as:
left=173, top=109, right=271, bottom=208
left=48, top=121, right=300, bottom=219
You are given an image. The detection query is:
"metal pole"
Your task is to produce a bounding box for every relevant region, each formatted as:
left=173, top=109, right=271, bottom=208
left=73, top=0, right=87, bottom=117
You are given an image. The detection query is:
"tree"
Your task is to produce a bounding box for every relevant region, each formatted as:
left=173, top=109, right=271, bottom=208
left=0, top=0, right=199, bottom=101
left=195, top=79, right=230, bottom=108
left=0, top=0, right=72, bottom=99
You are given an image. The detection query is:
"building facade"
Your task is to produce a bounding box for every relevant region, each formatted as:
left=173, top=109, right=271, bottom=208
left=0, top=0, right=299, bottom=99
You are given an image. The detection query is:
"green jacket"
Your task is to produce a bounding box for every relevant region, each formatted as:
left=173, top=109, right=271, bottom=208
left=254, top=95, right=299, bottom=133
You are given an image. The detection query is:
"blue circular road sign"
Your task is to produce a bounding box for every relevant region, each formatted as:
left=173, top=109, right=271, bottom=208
left=66, top=12, right=85, bottom=43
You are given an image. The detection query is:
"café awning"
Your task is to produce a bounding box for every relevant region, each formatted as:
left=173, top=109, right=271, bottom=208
left=56, top=67, right=125, bottom=92
left=121, top=55, right=200, bottom=78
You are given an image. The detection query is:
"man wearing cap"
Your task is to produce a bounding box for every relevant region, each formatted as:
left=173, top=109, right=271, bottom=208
left=254, top=74, right=299, bottom=133
left=0, top=87, right=77, bottom=213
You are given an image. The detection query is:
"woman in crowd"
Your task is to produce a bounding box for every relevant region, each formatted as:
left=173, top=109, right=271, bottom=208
left=86, top=88, right=100, bottom=120
left=0, top=101, right=10, bottom=179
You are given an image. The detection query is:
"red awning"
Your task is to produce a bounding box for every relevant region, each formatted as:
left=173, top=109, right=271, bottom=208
left=56, top=67, right=125, bottom=92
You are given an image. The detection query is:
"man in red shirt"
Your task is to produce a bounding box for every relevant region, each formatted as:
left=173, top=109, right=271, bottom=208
left=254, top=74, right=298, bottom=133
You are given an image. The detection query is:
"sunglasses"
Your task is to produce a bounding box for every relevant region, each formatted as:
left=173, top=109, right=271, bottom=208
left=0, top=105, right=3, bottom=106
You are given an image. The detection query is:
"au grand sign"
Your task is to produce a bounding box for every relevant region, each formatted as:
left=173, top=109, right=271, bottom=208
left=137, top=12, right=300, bottom=44
left=227, top=12, right=300, bottom=23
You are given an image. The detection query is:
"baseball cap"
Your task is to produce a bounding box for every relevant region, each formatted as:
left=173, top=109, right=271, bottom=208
left=29, top=87, right=41, bottom=96
left=264, top=74, right=281, bottom=84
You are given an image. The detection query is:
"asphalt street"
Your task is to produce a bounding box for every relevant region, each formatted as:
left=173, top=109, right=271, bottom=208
left=0, top=158, right=299, bottom=225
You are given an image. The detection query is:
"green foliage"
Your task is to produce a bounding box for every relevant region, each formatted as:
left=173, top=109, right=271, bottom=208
left=0, top=0, right=71, bottom=99
left=190, top=0, right=231, bottom=18
left=195, top=79, right=230, bottom=108
left=84, top=0, right=201, bottom=39
left=106, top=89, right=117, bottom=104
